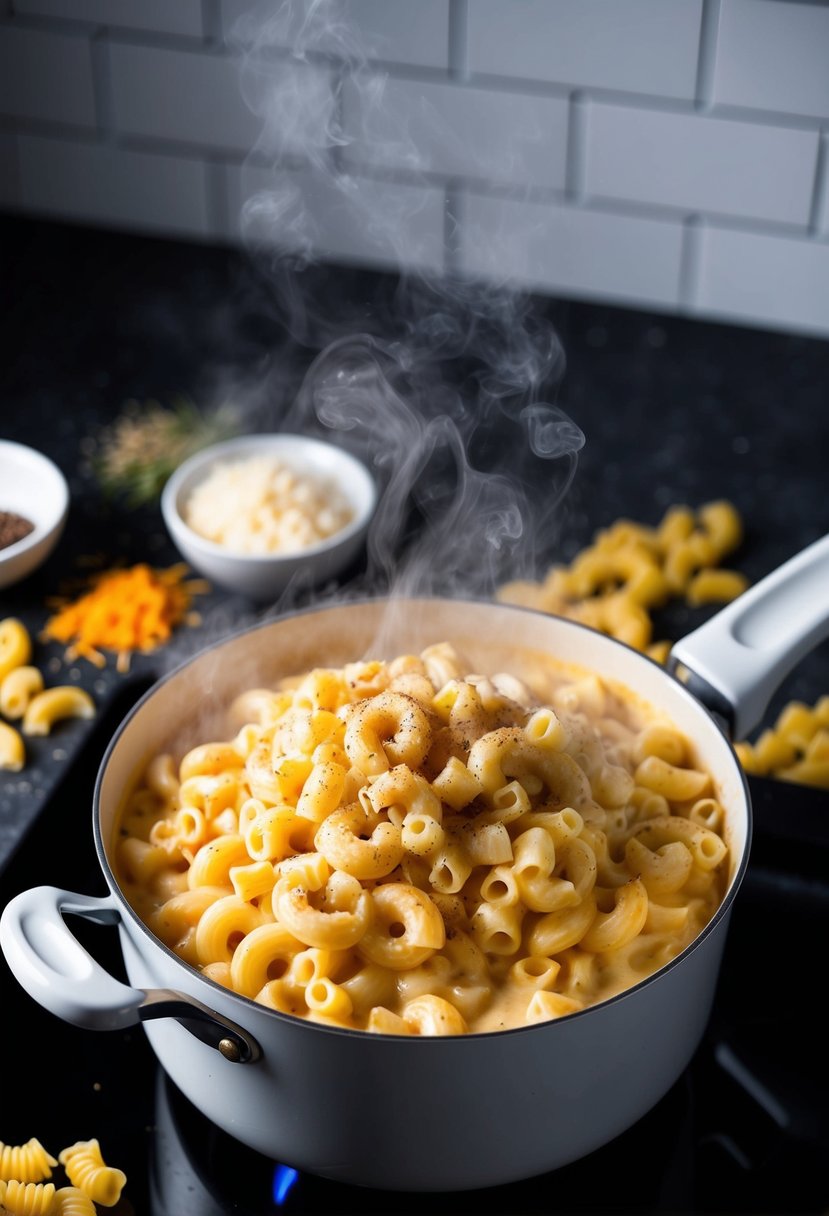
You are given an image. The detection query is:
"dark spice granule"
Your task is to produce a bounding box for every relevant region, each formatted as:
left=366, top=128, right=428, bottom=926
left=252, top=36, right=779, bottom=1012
left=0, top=509, right=35, bottom=551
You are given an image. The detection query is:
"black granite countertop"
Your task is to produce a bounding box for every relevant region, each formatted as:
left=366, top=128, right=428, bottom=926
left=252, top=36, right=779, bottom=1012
left=2, top=212, right=829, bottom=871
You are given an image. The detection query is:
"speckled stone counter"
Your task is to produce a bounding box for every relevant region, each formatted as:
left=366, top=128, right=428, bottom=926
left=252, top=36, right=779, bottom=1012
left=2, top=213, right=828, bottom=869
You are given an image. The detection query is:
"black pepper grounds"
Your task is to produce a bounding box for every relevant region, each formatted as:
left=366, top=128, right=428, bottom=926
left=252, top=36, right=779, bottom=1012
left=0, top=509, right=35, bottom=551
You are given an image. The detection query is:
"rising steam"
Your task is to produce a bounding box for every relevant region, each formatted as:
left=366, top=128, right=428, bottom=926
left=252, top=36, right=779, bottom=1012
left=210, top=0, right=585, bottom=621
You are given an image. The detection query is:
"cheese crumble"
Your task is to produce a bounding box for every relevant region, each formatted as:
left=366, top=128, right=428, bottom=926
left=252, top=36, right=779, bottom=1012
left=183, top=454, right=355, bottom=555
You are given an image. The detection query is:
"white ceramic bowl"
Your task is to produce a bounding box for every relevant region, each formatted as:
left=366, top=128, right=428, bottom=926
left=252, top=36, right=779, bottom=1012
left=161, top=433, right=377, bottom=601
left=0, top=440, right=70, bottom=591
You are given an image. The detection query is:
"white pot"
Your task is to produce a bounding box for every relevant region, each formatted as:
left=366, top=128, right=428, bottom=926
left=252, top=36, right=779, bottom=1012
left=3, top=534, right=828, bottom=1191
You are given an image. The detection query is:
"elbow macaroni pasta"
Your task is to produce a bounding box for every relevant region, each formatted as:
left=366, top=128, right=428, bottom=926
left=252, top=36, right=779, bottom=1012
left=0, top=722, right=25, bottom=773
left=735, top=695, right=829, bottom=790
left=496, top=499, right=747, bottom=661
left=495, top=502, right=829, bottom=791
left=22, top=687, right=95, bottom=737
left=115, top=641, right=731, bottom=1035
left=0, top=618, right=97, bottom=772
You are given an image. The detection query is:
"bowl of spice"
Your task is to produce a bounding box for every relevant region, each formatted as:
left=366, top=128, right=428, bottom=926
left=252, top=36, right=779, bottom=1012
left=0, top=441, right=69, bottom=591
left=161, top=433, right=377, bottom=601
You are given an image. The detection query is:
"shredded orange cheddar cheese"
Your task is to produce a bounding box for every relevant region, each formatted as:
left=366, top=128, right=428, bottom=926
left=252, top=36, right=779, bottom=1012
left=41, top=563, right=207, bottom=672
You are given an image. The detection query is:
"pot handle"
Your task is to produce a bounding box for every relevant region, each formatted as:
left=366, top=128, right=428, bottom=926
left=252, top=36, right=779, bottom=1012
left=0, top=886, right=261, bottom=1064
left=667, top=531, right=829, bottom=740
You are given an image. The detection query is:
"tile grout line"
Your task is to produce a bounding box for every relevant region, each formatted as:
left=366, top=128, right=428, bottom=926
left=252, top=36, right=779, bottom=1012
left=678, top=214, right=704, bottom=310
left=204, top=158, right=230, bottom=241
left=90, top=26, right=115, bottom=144
left=565, top=90, right=588, bottom=204
left=201, top=0, right=223, bottom=45
left=808, top=131, right=828, bottom=235
left=444, top=181, right=463, bottom=277
left=695, top=0, right=721, bottom=111
left=448, top=0, right=468, bottom=82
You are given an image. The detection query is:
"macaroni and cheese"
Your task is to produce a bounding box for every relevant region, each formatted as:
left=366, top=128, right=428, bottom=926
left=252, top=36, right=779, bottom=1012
left=114, top=642, right=730, bottom=1036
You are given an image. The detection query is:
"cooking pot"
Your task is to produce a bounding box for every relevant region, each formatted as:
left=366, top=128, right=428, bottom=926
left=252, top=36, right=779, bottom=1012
left=2, top=534, right=827, bottom=1191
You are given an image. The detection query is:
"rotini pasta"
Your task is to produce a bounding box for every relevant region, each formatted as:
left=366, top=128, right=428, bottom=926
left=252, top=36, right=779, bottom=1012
left=0, top=1140, right=56, bottom=1185
left=0, top=1134, right=126, bottom=1212
left=0, top=1179, right=56, bottom=1215
left=114, top=641, right=730, bottom=1035
left=57, top=1141, right=126, bottom=1208
left=52, top=1188, right=96, bottom=1216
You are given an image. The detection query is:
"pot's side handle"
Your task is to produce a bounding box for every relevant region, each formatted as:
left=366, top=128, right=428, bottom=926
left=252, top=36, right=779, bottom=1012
left=0, top=886, right=142, bottom=1029
left=0, top=886, right=261, bottom=1063
left=668, top=532, right=829, bottom=740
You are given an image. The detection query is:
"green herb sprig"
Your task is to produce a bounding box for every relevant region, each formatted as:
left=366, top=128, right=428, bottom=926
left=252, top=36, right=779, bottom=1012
left=86, top=396, right=240, bottom=508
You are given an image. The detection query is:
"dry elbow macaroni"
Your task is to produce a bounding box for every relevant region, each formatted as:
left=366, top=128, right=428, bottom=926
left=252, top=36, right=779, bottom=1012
left=0, top=618, right=96, bottom=772
left=735, top=696, right=829, bottom=790
left=0, top=1135, right=125, bottom=1212
left=497, top=500, right=829, bottom=790
left=115, top=642, right=731, bottom=1035
left=182, top=454, right=355, bottom=555
left=497, top=499, right=749, bottom=661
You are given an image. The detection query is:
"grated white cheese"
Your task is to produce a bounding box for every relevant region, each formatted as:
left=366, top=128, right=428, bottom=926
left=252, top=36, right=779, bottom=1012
left=183, top=453, right=355, bottom=555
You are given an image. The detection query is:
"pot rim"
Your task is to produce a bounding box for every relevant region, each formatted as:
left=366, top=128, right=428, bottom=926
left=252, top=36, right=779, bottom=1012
left=93, top=592, right=753, bottom=1043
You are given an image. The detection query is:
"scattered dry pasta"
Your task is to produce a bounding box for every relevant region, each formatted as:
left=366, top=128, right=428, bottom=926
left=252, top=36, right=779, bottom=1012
left=40, top=562, right=207, bottom=673
left=21, top=688, right=95, bottom=738
left=0, top=667, right=44, bottom=721
left=0, top=722, right=25, bottom=773
left=52, top=1188, right=96, bottom=1216
left=497, top=499, right=748, bottom=661
left=0, top=1135, right=126, bottom=1214
left=0, top=1179, right=56, bottom=1214
left=497, top=501, right=829, bottom=790
left=735, top=696, right=829, bottom=790
left=0, top=619, right=32, bottom=683
left=58, top=1141, right=126, bottom=1208
left=0, top=619, right=97, bottom=772
left=115, top=641, right=731, bottom=1036
left=0, top=1139, right=56, bottom=1185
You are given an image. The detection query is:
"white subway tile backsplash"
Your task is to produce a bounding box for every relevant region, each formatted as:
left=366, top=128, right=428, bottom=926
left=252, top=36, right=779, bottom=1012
left=0, top=131, right=20, bottom=207
left=585, top=102, right=818, bottom=227
left=467, top=0, right=703, bottom=101
left=2, top=0, right=829, bottom=340
left=17, top=134, right=212, bottom=236
left=715, top=0, right=829, bottom=121
left=110, top=40, right=334, bottom=160
left=458, top=193, right=683, bottom=308
left=109, top=42, right=255, bottom=152
left=13, top=0, right=205, bottom=38
left=220, top=0, right=450, bottom=69
left=227, top=161, right=446, bottom=274
left=0, top=25, right=95, bottom=128
left=344, top=0, right=449, bottom=68
left=341, top=75, right=568, bottom=191
left=695, top=224, right=829, bottom=337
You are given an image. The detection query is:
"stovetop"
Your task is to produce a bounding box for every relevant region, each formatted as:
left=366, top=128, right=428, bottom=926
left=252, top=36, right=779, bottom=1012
left=3, top=216, right=829, bottom=1215
left=0, top=678, right=826, bottom=1216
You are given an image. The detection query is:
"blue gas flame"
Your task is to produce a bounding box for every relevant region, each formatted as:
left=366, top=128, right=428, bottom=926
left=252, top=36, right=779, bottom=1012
left=272, top=1164, right=299, bottom=1205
